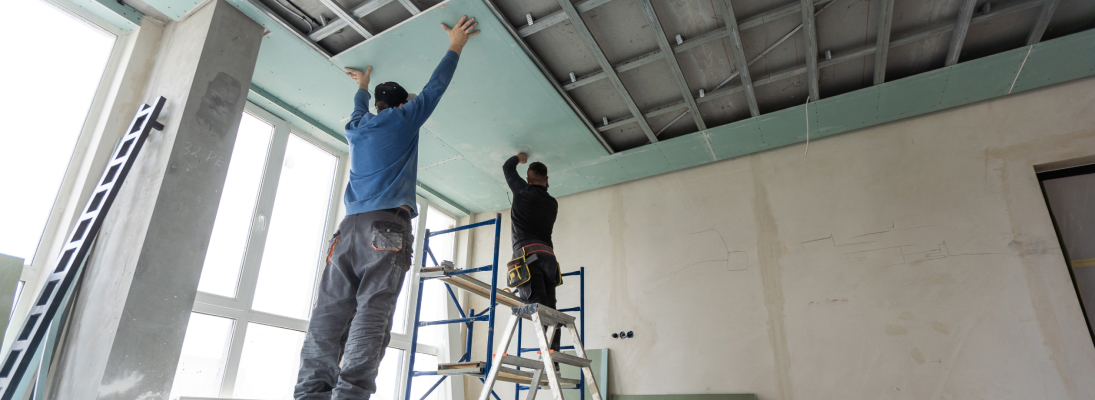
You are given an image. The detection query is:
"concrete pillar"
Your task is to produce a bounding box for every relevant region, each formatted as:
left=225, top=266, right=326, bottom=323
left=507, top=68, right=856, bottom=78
left=47, top=1, right=263, bottom=399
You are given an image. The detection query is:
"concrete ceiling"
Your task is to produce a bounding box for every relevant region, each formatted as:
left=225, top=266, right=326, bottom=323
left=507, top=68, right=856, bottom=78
left=66, top=0, right=1095, bottom=216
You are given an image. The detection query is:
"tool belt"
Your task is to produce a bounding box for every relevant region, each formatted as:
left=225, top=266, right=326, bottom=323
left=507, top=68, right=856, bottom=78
left=505, top=243, right=562, bottom=288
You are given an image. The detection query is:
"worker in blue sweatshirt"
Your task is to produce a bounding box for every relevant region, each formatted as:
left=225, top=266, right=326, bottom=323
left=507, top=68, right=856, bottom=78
left=295, top=16, right=480, bottom=400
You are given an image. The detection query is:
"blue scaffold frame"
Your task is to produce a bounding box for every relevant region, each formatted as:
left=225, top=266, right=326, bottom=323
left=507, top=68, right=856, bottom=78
left=402, top=214, right=587, bottom=400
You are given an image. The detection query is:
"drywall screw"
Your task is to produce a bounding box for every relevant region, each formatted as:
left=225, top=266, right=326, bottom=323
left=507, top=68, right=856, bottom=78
left=675, top=34, right=683, bottom=45
left=570, top=72, right=576, bottom=83
left=825, top=50, right=832, bottom=60
left=981, top=3, right=991, bottom=14
left=699, top=89, right=705, bottom=98
left=602, top=117, right=609, bottom=126
left=526, top=13, right=534, bottom=26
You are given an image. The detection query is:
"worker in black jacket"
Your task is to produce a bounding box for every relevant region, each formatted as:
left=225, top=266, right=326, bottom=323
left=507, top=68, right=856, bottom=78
left=502, top=152, right=561, bottom=355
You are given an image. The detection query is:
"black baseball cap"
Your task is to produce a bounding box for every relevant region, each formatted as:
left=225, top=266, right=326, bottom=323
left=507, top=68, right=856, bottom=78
left=375, top=82, right=408, bottom=108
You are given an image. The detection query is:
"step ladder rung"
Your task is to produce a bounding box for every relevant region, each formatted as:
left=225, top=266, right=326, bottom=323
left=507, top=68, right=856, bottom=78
left=550, top=352, right=591, bottom=367
left=512, top=303, right=575, bottom=326
left=501, top=355, right=543, bottom=370
left=437, top=361, right=484, bottom=375
left=495, top=367, right=579, bottom=388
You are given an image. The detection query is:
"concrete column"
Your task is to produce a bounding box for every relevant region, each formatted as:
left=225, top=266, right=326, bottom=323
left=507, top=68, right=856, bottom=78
left=48, top=1, right=263, bottom=399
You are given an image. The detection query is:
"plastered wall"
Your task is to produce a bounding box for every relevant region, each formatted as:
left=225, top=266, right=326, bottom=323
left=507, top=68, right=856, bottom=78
left=462, top=76, right=1095, bottom=399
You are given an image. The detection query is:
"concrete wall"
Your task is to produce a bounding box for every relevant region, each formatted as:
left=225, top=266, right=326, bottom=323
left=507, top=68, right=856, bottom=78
left=463, top=76, right=1095, bottom=399
left=48, top=1, right=263, bottom=398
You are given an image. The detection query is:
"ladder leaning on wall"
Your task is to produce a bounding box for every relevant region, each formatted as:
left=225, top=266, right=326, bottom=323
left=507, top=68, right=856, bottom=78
left=404, top=217, right=589, bottom=400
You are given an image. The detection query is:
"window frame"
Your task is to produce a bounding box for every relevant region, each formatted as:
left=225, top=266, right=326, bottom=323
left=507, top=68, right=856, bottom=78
left=388, top=196, right=460, bottom=400
left=176, top=102, right=466, bottom=399
left=186, top=102, right=348, bottom=397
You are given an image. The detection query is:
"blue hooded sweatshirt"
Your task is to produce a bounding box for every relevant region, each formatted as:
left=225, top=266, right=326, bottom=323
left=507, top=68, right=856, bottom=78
left=343, top=50, right=459, bottom=217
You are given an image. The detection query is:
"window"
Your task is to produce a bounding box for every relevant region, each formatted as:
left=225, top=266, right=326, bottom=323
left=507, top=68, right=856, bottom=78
left=385, top=199, right=459, bottom=400
left=171, top=107, right=463, bottom=399
left=0, top=0, right=114, bottom=263
left=172, top=105, right=343, bottom=399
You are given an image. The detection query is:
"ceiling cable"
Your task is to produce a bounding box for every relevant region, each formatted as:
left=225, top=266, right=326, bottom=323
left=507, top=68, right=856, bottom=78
left=804, top=95, right=810, bottom=156
left=272, top=0, right=315, bottom=33
left=660, top=0, right=842, bottom=132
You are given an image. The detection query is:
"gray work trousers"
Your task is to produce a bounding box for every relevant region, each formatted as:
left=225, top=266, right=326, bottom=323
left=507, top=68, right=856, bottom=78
left=296, top=209, right=413, bottom=400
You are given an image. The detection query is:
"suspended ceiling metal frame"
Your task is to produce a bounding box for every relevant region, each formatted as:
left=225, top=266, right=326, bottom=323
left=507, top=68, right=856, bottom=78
left=246, top=0, right=427, bottom=59
left=249, top=0, right=1071, bottom=155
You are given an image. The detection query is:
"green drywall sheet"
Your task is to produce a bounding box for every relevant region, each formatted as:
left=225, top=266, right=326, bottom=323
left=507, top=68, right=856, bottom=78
left=1012, top=30, right=1095, bottom=93
left=69, top=0, right=141, bottom=32
left=73, top=0, right=1095, bottom=214
left=612, top=395, right=756, bottom=400
left=142, top=0, right=205, bottom=20
left=560, top=348, right=609, bottom=400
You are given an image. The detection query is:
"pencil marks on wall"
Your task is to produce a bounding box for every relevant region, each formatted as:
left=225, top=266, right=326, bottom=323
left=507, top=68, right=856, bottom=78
left=643, top=228, right=749, bottom=295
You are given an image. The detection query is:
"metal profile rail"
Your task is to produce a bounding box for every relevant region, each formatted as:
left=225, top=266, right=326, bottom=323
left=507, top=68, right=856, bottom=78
left=403, top=215, right=588, bottom=400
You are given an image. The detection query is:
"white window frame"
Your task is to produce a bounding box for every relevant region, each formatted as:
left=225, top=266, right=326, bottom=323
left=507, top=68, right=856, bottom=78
left=187, top=102, right=348, bottom=397
left=180, top=101, right=466, bottom=399
left=388, top=196, right=460, bottom=400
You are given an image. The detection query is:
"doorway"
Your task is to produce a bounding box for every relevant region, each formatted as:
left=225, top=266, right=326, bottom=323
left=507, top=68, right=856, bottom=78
left=1039, top=163, right=1095, bottom=347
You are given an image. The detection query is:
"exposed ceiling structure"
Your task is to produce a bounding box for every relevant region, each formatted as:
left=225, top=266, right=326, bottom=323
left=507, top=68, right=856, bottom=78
left=489, top=0, right=1094, bottom=152
left=65, top=0, right=1095, bottom=216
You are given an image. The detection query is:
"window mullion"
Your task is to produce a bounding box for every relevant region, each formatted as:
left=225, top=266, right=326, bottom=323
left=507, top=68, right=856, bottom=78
left=218, top=317, right=251, bottom=397
left=396, top=200, right=430, bottom=400
left=217, top=107, right=291, bottom=397
left=233, top=112, right=291, bottom=311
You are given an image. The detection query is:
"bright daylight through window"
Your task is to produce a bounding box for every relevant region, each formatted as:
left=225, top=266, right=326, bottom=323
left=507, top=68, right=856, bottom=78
left=0, top=0, right=114, bottom=263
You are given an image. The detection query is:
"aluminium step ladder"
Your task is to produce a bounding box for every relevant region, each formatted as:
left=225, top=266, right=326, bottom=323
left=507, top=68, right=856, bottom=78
left=479, top=304, right=603, bottom=400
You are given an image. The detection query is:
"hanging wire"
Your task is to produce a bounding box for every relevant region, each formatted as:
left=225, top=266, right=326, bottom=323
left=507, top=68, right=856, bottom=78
left=804, top=95, right=811, bottom=156
left=273, top=0, right=315, bottom=33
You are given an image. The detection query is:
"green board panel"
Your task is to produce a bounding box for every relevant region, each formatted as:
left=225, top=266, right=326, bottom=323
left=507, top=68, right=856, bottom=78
left=811, top=86, right=879, bottom=138
left=561, top=349, right=609, bottom=400
left=418, top=158, right=508, bottom=212
left=330, top=0, right=606, bottom=186
left=656, top=134, right=714, bottom=170
left=877, top=69, right=948, bottom=122
left=143, top=0, right=204, bottom=20
left=575, top=160, right=629, bottom=189
left=70, top=0, right=1095, bottom=214
left=612, top=395, right=756, bottom=400
left=936, top=48, right=1027, bottom=109
left=706, top=118, right=763, bottom=160
left=758, top=105, right=809, bottom=150
left=1012, top=29, right=1095, bottom=93
left=419, top=130, right=462, bottom=168
left=68, top=0, right=141, bottom=32
left=548, top=167, right=594, bottom=198
left=613, top=147, right=672, bottom=181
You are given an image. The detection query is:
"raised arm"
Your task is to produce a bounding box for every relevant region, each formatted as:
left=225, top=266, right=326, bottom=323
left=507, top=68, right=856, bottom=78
left=344, top=66, right=374, bottom=130
left=402, top=16, right=480, bottom=127
left=503, top=154, right=529, bottom=193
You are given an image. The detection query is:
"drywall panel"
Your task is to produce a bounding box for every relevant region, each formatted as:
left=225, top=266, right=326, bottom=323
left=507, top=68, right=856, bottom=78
left=811, top=87, right=881, bottom=138
left=418, top=158, right=508, bottom=212
left=935, top=48, right=1026, bottom=110
left=64, top=1, right=1095, bottom=215
left=706, top=118, right=764, bottom=161
left=1012, top=29, right=1095, bottom=93
left=575, top=159, right=629, bottom=189
left=142, top=0, right=205, bottom=20
left=657, top=134, right=715, bottom=170
left=876, top=70, right=948, bottom=122
left=331, top=0, right=607, bottom=173
left=758, top=106, right=809, bottom=150
left=613, top=147, right=671, bottom=182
